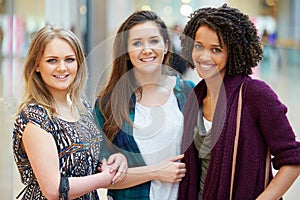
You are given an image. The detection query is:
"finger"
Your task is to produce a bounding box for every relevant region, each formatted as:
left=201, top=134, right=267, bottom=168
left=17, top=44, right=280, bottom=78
left=109, top=159, right=121, bottom=173
left=112, top=171, right=121, bottom=184
left=113, top=169, right=127, bottom=184
left=101, top=158, right=107, bottom=165
left=107, top=154, right=117, bottom=165
left=169, top=154, right=184, bottom=162
left=176, top=178, right=183, bottom=182
left=112, top=162, right=127, bottom=183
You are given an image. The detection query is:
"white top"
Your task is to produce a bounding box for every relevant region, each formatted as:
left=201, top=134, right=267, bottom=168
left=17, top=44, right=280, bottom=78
left=133, top=91, right=183, bottom=200
left=203, top=116, right=212, bottom=132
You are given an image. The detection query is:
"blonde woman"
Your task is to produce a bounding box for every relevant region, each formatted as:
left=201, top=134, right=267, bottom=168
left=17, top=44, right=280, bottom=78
left=13, top=25, right=127, bottom=200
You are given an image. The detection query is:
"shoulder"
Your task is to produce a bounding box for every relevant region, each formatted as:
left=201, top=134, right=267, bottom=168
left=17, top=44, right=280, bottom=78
left=21, top=103, right=49, bottom=121
left=243, top=78, right=286, bottom=113
left=244, top=78, right=279, bottom=101
left=93, top=97, right=104, bottom=125
left=81, top=97, right=92, bottom=110
left=15, top=103, right=53, bottom=132
left=181, top=79, right=196, bottom=89
left=174, top=76, right=195, bottom=93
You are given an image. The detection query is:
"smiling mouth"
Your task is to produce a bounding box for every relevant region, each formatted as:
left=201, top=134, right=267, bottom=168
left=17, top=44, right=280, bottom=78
left=53, top=74, right=69, bottom=79
left=199, top=64, right=216, bottom=70
left=140, top=57, right=155, bottom=62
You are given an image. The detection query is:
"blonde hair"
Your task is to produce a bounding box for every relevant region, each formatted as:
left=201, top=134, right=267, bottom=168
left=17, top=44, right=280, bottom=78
left=17, top=25, right=88, bottom=116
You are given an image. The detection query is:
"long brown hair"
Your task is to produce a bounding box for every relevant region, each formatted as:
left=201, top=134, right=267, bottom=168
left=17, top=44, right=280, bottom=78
left=17, top=25, right=88, bottom=116
left=98, top=10, right=172, bottom=141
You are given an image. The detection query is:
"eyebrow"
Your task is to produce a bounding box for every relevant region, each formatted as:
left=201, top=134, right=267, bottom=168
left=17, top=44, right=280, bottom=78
left=130, top=35, right=160, bottom=41
left=195, top=41, right=222, bottom=48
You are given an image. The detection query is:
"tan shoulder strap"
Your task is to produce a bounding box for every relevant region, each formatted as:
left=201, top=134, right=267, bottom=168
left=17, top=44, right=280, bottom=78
left=230, top=83, right=270, bottom=200
left=230, top=83, right=243, bottom=200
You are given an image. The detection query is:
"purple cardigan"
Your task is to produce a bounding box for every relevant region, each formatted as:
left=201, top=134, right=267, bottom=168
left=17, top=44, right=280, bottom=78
left=178, top=75, right=300, bottom=200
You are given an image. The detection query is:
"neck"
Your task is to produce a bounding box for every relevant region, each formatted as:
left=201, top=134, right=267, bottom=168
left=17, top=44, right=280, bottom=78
left=54, top=93, right=72, bottom=113
left=134, top=70, right=162, bottom=87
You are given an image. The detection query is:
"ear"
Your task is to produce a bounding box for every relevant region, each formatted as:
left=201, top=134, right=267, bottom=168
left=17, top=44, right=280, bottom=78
left=36, top=66, right=40, bottom=72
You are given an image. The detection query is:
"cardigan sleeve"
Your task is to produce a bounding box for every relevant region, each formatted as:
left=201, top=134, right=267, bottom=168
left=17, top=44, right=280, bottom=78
left=245, top=79, right=300, bottom=169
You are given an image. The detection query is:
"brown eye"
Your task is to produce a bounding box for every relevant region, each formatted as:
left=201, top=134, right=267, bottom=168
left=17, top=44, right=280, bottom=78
left=212, top=48, right=221, bottom=53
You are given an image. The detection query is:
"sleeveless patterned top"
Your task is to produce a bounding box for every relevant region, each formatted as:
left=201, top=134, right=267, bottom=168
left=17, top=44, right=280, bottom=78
left=12, top=103, right=102, bottom=199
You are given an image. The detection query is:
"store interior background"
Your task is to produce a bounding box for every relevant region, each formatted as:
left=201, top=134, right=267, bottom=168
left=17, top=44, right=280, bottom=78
left=1, top=0, right=299, bottom=199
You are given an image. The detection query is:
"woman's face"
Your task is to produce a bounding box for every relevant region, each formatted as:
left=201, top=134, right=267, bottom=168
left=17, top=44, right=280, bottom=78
left=192, top=25, right=228, bottom=80
left=36, top=38, right=78, bottom=95
left=127, top=21, right=168, bottom=75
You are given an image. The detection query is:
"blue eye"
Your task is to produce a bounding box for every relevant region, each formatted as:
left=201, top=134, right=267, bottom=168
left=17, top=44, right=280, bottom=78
left=133, top=41, right=142, bottom=46
left=66, top=58, right=75, bottom=63
left=150, top=39, right=159, bottom=44
left=46, top=59, right=57, bottom=63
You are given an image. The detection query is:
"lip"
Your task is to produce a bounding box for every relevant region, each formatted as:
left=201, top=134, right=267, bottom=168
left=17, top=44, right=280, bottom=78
left=53, top=74, right=70, bottom=79
left=197, top=63, right=216, bottom=71
left=140, top=56, right=156, bottom=62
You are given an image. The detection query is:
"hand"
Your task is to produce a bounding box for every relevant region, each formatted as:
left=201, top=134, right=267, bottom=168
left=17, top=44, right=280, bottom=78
left=154, top=154, right=186, bottom=183
left=99, top=159, right=116, bottom=187
left=98, top=159, right=116, bottom=187
left=106, top=153, right=128, bottom=184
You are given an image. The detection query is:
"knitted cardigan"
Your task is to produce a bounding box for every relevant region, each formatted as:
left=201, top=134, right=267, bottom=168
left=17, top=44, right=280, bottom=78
left=178, top=75, right=300, bottom=200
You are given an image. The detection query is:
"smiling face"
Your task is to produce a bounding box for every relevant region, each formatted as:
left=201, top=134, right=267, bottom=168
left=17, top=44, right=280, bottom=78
left=127, top=21, right=168, bottom=76
left=36, top=38, right=78, bottom=95
left=192, top=25, right=228, bottom=80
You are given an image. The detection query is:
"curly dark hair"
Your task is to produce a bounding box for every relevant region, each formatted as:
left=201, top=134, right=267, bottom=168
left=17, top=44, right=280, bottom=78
left=180, top=4, right=263, bottom=75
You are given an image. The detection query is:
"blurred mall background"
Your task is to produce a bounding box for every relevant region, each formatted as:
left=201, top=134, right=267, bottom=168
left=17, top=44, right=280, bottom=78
left=0, top=0, right=299, bottom=199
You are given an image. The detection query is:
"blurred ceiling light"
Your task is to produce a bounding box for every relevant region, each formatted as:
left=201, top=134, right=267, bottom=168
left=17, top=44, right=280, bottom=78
left=141, top=5, right=152, bottom=11
left=266, top=0, right=276, bottom=6
left=80, top=5, right=87, bottom=15
left=180, top=4, right=192, bottom=17
left=181, top=0, right=191, bottom=3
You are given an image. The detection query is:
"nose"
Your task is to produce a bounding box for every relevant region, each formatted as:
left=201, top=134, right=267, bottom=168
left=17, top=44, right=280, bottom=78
left=142, top=43, right=153, bottom=54
left=56, top=61, right=67, bottom=73
left=199, top=50, right=211, bottom=61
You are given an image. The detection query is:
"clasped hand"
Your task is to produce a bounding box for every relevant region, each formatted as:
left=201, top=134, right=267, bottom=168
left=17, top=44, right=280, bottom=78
left=98, top=153, right=128, bottom=185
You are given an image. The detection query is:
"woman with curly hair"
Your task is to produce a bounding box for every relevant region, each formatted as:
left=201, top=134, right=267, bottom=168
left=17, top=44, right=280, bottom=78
left=178, top=4, right=300, bottom=200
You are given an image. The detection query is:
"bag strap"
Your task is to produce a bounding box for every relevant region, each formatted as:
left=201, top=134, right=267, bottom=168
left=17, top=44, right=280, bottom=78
left=230, top=83, right=271, bottom=200
left=230, top=83, right=243, bottom=200
left=265, top=149, right=271, bottom=188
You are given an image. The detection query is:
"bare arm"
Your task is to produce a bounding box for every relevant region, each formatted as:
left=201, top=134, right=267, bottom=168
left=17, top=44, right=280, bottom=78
left=22, top=122, right=115, bottom=200
left=108, top=154, right=186, bottom=189
left=256, top=165, right=300, bottom=200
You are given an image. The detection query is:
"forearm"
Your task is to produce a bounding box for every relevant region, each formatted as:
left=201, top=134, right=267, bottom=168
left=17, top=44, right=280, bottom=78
left=68, top=172, right=113, bottom=199
left=108, top=165, right=155, bottom=189
left=108, top=155, right=186, bottom=189
left=256, top=165, right=300, bottom=200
